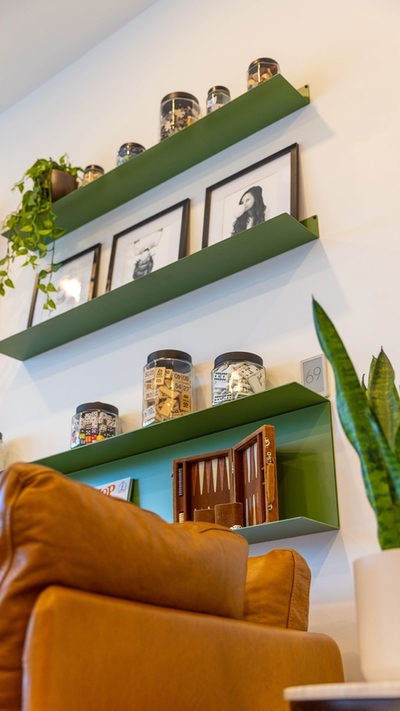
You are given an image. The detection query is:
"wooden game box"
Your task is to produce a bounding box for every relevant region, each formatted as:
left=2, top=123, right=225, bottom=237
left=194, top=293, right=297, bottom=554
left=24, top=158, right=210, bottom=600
left=172, top=424, right=278, bottom=527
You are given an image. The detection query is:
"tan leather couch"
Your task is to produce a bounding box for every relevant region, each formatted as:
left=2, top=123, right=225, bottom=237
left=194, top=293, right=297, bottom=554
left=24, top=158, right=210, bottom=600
left=0, top=462, right=344, bottom=711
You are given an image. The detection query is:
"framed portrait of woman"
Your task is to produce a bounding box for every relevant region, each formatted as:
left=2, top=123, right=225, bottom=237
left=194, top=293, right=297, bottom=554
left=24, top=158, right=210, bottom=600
left=202, top=143, right=298, bottom=248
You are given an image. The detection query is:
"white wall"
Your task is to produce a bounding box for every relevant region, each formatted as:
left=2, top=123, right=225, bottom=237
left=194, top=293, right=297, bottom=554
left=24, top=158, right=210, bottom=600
left=0, top=0, right=399, bottom=681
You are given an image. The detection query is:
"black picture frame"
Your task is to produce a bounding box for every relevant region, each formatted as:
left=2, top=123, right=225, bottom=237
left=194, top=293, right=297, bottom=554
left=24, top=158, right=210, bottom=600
left=202, top=143, right=299, bottom=248
left=106, top=199, right=190, bottom=292
left=27, top=243, right=101, bottom=327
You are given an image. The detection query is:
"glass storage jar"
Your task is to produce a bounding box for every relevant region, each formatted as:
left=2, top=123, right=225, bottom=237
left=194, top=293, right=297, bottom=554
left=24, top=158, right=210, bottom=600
left=116, top=142, right=146, bottom=166
left=81, top=164, right=104, bottom=186
left=160, top=92, right=200, bottom=140
left=211, top=352, right=266, bottom=405
left=143, top=349, right=192, bottom=426
left=206, top=86, right=231, bottom=113
left=247, top=58, right=280, bottom=90
left=70, top=402, right=120, bottom=448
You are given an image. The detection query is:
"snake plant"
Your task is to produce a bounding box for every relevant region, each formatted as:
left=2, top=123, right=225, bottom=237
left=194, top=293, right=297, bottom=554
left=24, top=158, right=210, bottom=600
left=312, top=298, right=400, bottom=550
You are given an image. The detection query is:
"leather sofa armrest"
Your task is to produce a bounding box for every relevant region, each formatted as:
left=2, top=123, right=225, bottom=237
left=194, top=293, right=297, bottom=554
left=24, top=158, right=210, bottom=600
left=24, top=586, right=344, bottom=711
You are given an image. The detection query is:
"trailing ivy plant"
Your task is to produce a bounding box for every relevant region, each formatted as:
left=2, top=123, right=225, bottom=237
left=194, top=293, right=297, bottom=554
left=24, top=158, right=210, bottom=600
left=0, top=155, right=82, bottom=312
left=313, top=297, right=400, bottom=550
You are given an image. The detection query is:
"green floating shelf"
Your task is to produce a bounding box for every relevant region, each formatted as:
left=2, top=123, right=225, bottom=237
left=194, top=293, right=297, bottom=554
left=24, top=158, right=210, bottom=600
left=49, top=76, right=310, bottom=236
left=0, top=213, right=318, bottom=360
left=237, top=518, right=339, bottom=545
left=36, top=383, right=328, bottom=475
left=0, top=75, right=311, bottom=361
left=36, top=383, right=339, bottom=544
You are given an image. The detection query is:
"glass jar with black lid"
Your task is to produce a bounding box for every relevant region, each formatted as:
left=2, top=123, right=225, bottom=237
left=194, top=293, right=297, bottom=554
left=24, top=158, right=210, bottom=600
left=247, top=58, right=280, bottom=90
left=160, top=92, right=200, bottom=140
left=143, top=349, right=193, bottom=425
left=70, top=401, right=120, bottom=448
left=206, top=86, right=231, bottom=113
left=212, top=351, right=266, bottom=405
left=81, top=164, right=104, bottom=186
left=116, top=142, right=145, bottom=166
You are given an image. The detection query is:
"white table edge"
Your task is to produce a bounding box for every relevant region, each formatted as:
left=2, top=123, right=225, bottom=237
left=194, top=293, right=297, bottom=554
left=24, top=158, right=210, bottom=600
left=284, top=682, right=400, bottom=701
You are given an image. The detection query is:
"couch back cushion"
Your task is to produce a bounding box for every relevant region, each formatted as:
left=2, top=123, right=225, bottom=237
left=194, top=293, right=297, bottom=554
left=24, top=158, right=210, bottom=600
left=0, top=462, right=248, bottom=711
left=243, top=548, right=311, bottom=631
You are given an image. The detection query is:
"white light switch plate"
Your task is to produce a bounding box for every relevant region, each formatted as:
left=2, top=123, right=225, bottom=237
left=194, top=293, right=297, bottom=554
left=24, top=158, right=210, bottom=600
left=300, top=354, right=329, bottom=397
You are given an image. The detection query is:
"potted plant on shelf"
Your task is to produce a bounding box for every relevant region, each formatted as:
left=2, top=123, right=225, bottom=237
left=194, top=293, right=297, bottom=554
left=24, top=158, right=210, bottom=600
left=312, top=297, right=400, bottom=682
left=0, top=155, right=82, bottom=312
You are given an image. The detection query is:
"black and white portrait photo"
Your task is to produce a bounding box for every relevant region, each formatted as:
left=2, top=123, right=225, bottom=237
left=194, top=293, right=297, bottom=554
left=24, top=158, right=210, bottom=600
left=106, top=199, right=189, bottom=291
left=202, top=144, right=298, bottom=248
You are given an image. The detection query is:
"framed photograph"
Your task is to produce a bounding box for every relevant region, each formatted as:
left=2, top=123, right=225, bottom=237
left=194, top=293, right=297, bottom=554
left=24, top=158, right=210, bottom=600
left=106, top=199, right=190, bottom=291
left=27, top=244, right=101, bottom=327
left=202, top=143, right=298, bottom=248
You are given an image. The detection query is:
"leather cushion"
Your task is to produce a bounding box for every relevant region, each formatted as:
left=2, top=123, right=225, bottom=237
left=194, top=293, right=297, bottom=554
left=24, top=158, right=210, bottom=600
left=0, top=462, right=248, bottom=711
left=23, top=586, right=344, bottom=711
left=243, top=548, right=311, bottom=630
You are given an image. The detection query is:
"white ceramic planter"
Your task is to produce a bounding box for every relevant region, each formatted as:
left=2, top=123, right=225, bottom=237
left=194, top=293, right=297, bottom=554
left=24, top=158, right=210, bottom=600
left=354, top=548, right=400, bottom=681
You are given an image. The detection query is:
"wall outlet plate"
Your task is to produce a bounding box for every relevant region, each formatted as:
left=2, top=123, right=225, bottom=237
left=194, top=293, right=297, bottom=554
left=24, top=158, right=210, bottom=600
left=300, top=354, right=329, bottom=397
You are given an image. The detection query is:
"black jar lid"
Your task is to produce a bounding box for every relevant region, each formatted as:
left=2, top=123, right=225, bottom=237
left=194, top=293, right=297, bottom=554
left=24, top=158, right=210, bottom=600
left=214, top=351, right=263, bottom=368
left=161, top=91, right=199, bottom=104
left=147, top=349, right=192, bottom=364
left=84, top=164, right=104, bottom=172
left=207, top=85, right=230, bottom=94
left=248, top=57, right=278, bottom=67
left=76, top=402, right=119, bottom=415
left=118, top=142, right=145, bottom=152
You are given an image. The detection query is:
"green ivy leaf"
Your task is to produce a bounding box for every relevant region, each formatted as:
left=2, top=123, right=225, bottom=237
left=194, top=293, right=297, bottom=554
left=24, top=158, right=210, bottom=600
left=2, top=154, right=81, bottom=315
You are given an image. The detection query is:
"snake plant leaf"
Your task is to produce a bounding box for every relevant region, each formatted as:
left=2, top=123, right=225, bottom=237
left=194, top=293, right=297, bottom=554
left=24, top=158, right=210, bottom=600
left=367, top=349, right=400, bottom=452
left=312, top=298, right=400, bottom=549
left=396, top=420, right=400, bottom=463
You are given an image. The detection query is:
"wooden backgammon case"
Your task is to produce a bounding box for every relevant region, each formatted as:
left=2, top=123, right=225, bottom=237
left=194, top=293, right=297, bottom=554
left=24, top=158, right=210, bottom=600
left=172, top=424, right=278, bottom=527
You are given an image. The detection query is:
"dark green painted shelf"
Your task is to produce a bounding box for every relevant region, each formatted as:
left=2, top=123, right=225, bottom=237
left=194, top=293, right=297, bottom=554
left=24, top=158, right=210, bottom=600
left=0, top=213, right=319, bottom=360
left=4, top=76, right=338, bottom=545
left=49, top=76, right=310, bottom=236
left=36, top=383, right=339, bottom=543
left=0, top=75, right=311, bottom=361
left=237, top=517, right=338, bottom=545
left=36, top=383, right=328, bottom=473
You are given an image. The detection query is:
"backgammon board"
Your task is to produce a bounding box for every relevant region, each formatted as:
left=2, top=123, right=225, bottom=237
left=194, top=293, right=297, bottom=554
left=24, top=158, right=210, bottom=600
left=172, top=424, right=278, bottom=527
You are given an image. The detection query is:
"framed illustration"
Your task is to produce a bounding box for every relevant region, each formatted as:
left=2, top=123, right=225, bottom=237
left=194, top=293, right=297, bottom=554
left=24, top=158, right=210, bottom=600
left=27, top=243, right=101, bottom=327
left=106, top=199, right=190, bottom=291
left=202, top=143, right=298, bottom=248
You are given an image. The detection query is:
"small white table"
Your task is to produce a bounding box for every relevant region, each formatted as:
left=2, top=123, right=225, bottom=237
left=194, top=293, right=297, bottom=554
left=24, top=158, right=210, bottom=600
left=284, top=682, right=400, bottom=710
